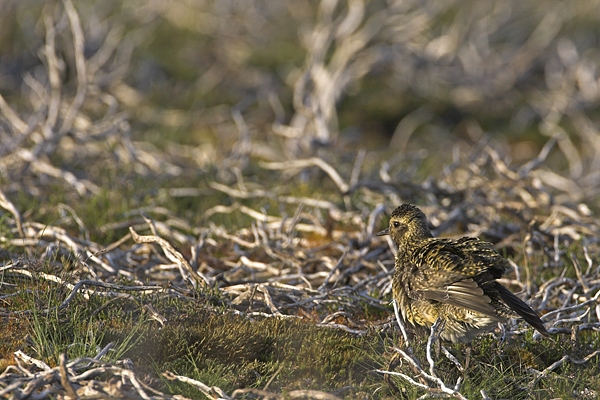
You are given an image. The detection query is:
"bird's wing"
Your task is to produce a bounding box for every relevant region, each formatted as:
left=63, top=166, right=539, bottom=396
left=454, top=237, right=509, bottom=278
left=418, top=277, right=497, bottom=316
left=407, top=239, right=501, bottom=317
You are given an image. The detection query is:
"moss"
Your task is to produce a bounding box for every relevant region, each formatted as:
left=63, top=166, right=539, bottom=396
left=130, top=310, right=382, bottom=393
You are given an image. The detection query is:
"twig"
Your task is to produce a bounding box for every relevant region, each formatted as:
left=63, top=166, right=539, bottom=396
left=384, top=346, right=468, bottom=399
left=259, top=158, right=349, bottom=193
left=58, top=353, right=78, bottom=399
left=393, top=299, right=410, bottom=346
left=130, top=227, right=210, bottom=288
left=375, top=369, right=429, bottom=390
left=542, top=289, right=600, bottom=321
left=163, top=371, right=232, bottom=400
left=441, top=346, right=464, bottom=373
left=528, top=350, right=600, bottom=388
left=0, top=189, right=24, bottom=237
left=426, top=319, right=445, bottom=378
left=58, top=279, right=162, bottom=310
left=59, top=0, right=87, bottom=136
left=318, top=250, right=347, bottom=291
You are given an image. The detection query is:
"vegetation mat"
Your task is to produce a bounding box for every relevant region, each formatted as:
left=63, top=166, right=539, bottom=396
left=1, top=1, right=600, bottom=399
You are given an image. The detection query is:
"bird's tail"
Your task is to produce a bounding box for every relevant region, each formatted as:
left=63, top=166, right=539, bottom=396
left=496, top=283, right=550, bottom=337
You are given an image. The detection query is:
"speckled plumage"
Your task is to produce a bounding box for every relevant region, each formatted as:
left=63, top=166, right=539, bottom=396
left=378, top=204, right=549, bottom=343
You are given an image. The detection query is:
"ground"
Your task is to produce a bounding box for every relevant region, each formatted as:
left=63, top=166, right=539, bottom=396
left=1, top=1, right=600, bottom=399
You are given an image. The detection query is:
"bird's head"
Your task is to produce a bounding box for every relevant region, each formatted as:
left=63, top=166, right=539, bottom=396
left=376, top=203, right=433, bottom=244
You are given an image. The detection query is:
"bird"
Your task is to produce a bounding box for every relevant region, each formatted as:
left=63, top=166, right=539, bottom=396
left=377, top=203, right=549, bottom=344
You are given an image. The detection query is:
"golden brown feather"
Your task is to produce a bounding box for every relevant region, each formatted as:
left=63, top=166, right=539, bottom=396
left=378, top=203, right=549, bottom=343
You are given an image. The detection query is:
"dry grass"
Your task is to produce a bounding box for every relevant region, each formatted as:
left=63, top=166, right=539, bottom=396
left=1, top=0, right=600, bottom=399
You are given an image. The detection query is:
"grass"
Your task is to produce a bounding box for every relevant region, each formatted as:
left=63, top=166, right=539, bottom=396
left=2, top=253, right=599, bottom=399
left=1, top=1, right=600, bottom=398
left=1, top=155, right=598, bottom=398
left=0, top=269, right=387, bottom=396
left=1, top=269, right=146, bottom=366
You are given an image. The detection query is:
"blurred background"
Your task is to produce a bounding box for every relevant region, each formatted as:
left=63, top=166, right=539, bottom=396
left=1, top=0, right=600, bottom=201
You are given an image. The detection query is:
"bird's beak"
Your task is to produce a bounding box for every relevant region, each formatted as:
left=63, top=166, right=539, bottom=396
left=376, top=228, right=389, bottom=236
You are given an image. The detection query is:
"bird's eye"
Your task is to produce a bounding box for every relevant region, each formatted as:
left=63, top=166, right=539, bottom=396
left=393, top=221, right=401, bottom=228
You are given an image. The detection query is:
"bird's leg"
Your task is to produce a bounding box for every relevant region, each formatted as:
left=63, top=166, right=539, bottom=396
left=383, top=352, right=402, bottom=394
left=464, top=345, right=472, bottom=371
left=426, top=318, right=446, bottom=378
